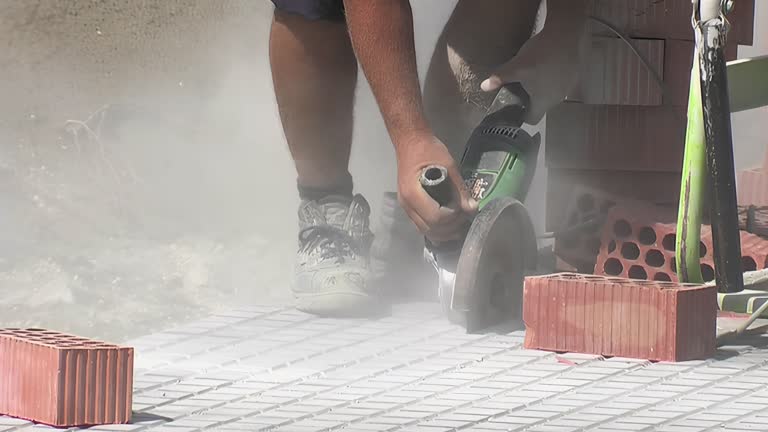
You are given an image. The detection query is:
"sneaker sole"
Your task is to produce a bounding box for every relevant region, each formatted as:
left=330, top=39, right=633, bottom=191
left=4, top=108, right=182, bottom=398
left=295, top=291, right=382, bottom=318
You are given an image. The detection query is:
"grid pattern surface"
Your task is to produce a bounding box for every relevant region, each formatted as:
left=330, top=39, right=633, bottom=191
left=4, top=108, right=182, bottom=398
left=3, top=303, right=768, bottom=432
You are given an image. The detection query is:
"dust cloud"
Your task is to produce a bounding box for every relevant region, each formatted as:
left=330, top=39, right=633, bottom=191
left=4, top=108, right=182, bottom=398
left=0, top=1, right=764, bottom=343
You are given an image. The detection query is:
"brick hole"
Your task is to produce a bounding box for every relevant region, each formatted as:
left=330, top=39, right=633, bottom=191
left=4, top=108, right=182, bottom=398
left=608, top=240, right=617, bottom=253
left=83, top=341, right=104, bottom=346
left=604, top=258, right=624, bottom=276
left=700, top=241, right=707, bottom=258
left=646, top=250, right=665, bottom=268
left=662, top=234, right=676, bottom=252
left=701, top=264, right=715, bottom=282
left=577, top=194, right=595, bottom=213
left=25, top=328, right=46, bottom=332
left=613, top=220, right=632, bottom=238
left=670, top=256, right=677, bottom=273
left=58, top=341, right=79, bottom=347
left=638, top=227, right=657, bottom=245
left=653, top=272, right=672, bottom=281
left=621, top=242, right=641, bottom=260
left=742, top=256, right=758, bottom=272
left=628, top=266, right=648, bottom=280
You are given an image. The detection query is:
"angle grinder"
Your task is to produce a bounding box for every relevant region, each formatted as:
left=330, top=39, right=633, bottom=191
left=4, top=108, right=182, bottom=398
left=421, top=82, right=540, bottom=333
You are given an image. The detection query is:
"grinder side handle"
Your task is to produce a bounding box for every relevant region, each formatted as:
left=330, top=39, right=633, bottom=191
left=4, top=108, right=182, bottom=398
left=419, top=165, right=453, bottom=207
left=488, top=82, right=531, bottom=125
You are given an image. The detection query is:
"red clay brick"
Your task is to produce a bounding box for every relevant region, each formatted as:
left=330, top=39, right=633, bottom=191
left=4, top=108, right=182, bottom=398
left=547, top=178, right=680, bottom=273
left=737, top=167, right=768, bottom=207
left=566, top=37, right=665, bottom=106
left=739, top=205, right=768, bottom=238
left=594, top=203, right=768, bottom=282
left=589, top=0, right=754, bottom=45
left=664, top=39, right=739, bottom=107
left=567, top=37, right=737, bottom=108
left=552, top=185, right=618, bottom=273
left=523, top=273, right=717, bottom=362
left=0, top=328, right=133, bottom=427
left=545, top=169, right=681, bottom=234
left=545, top=103, right=687, bottom=172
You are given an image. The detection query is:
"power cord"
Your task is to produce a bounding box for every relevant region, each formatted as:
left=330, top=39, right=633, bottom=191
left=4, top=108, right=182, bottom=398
left=587, top=15, right=668, bottom=97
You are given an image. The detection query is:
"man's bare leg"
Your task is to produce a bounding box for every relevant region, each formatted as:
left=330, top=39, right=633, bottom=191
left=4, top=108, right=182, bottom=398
left=269, top=9, right=357, bottom=194
left=270, top=4, right=379, bottom=317
left=424, top=0, right=543, bottom=157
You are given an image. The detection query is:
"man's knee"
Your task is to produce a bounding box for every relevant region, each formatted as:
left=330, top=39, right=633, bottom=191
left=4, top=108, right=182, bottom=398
left=435, top=0, right=543, bottom=108
left=271, top=0, right=346, bottom=22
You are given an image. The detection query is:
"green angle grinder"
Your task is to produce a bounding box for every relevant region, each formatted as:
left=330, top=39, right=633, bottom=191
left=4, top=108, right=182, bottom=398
left=421, top=82, right=540, bottom=333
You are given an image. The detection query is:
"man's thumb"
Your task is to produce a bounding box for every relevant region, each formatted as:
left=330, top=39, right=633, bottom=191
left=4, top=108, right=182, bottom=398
left=480, top=75, right=503, bottom=92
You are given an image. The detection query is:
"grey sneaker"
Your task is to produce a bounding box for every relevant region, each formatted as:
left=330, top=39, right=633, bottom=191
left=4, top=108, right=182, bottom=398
left=293, top=194, right=378, bottom=316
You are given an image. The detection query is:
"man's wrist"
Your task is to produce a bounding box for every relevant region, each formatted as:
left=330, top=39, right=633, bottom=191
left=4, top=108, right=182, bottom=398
left=392, top=125, right=433, bottom=154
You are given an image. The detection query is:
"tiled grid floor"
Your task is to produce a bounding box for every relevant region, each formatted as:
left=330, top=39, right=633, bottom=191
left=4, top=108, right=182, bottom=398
left=3, top=303, right=768, bottom=432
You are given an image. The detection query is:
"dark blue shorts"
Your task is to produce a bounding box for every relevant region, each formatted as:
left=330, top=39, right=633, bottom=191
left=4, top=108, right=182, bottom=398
left=271, top=0, right=346, bottom=22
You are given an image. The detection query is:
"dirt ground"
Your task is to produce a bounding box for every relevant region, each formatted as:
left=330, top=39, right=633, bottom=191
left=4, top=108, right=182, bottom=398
left=0, top=1, right=765, bottom=343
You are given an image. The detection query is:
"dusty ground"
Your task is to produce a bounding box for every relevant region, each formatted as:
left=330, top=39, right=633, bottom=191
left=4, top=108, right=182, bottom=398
left=0, top=1, right=301, bottom=341
left=0, top=1, right=765, bottom=343
left=0, top=0, right=456, bottom=343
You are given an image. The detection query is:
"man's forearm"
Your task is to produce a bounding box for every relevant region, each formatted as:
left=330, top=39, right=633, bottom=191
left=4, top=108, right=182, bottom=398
left=343, top=0, right=430, bottom=153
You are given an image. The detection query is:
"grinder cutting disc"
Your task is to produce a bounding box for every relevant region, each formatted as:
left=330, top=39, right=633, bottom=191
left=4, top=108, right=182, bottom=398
left=452, top=196, right=538, bottom=333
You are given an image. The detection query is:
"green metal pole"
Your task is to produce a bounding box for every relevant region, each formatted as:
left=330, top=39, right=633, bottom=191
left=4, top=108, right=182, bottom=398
left=676, top=36, right=706, bottom=284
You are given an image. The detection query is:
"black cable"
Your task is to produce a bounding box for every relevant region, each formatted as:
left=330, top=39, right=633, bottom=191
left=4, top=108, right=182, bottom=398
left=587, top=15, right=668, bottom=97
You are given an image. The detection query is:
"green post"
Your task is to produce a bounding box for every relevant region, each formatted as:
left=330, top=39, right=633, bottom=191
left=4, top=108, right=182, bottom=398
left=676, top=43, right=706, bottom=284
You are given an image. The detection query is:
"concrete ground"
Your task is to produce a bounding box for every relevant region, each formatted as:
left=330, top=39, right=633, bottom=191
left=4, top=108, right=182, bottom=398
left=4, top=304, right=768, bottom=432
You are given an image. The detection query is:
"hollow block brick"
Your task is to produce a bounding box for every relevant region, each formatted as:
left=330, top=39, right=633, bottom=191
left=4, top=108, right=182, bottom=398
left=0, top=328, right=133, bottom=427
left=550, top=182, right=664, bottom=274
left=737, top=167, right=768, bottom=207
left=546, top=169, right=681, bottom=234
left=588, top=0, right=754, bottom=45
left=552, top=185, right=618, bottom=274
left=738, top=205, right=768, bottom=238
left=523, top=273, right=717, bottom=362
left=594, top=203, right=768, bottom=283
left=545, top=103, right=687, bottom=172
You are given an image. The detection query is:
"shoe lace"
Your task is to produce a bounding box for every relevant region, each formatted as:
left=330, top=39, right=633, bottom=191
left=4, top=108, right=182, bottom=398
left=299, top=225, right=359, bottom=264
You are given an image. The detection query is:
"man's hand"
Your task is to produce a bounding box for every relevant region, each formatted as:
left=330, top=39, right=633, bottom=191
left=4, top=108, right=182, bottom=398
left=480, top=0, right=589, bottom=125
left=396, top=131, right=477, bottom=242
left=342, top=0, right=477, bottom=241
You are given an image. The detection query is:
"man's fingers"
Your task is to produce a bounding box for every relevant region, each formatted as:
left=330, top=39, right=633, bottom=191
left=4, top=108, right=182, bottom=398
left=425, top=214, right=470, bottom=241
left=446, top=163, right=478, bottom=217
